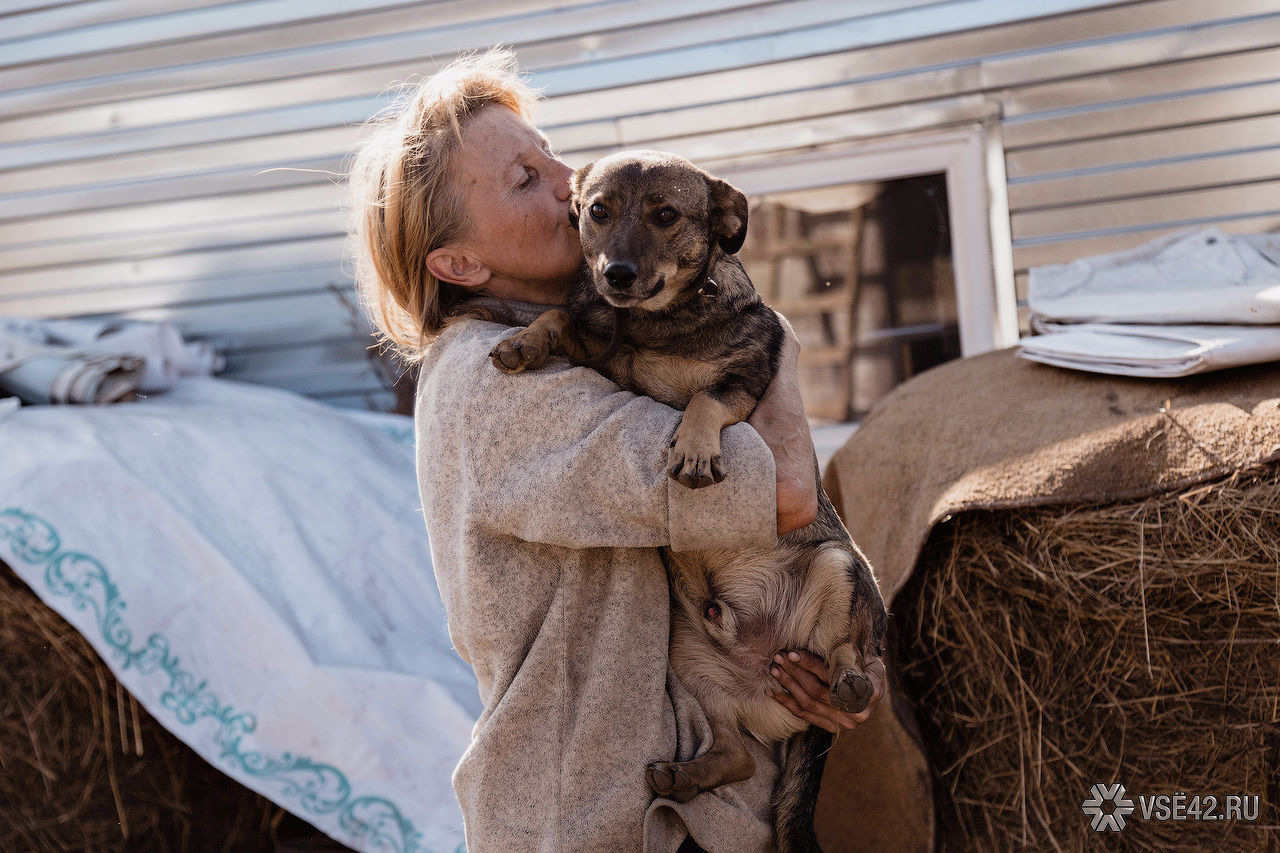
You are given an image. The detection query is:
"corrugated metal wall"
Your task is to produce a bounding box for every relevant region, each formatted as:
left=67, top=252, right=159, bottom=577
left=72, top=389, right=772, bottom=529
left=3, top=0, right=1277, bottom=408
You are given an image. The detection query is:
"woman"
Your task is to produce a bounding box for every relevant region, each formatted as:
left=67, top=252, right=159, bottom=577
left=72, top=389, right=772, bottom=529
left=349, top=49, right=877, bottom=853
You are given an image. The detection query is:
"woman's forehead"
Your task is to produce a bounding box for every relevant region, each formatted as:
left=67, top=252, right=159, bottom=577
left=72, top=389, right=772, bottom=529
left=464, top=104, right=544, bottom=150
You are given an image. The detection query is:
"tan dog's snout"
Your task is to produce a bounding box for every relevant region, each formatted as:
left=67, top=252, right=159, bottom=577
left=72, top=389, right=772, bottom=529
left=602, top=260, right=638, bottom=290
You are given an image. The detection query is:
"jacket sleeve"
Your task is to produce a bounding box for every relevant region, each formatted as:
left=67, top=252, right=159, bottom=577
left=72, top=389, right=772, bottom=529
left=415, top=320, right=778, bottom=553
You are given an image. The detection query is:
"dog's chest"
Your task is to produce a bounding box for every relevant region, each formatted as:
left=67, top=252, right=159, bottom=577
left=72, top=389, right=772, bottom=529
left=617, top=349, right=728, bottom=409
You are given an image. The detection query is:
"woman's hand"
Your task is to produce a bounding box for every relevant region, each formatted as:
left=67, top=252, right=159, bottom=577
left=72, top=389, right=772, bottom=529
left=767, top=650, right=887, bottom=734
left=747, top=316, right=818, bottom=535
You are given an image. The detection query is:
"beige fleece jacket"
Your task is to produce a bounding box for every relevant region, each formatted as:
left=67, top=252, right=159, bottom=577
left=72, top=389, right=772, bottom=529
left=415, top=300, right=786, bottom=853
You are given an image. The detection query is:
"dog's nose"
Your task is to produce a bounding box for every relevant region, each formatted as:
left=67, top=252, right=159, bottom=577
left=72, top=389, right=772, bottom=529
left=603, top=261, right=637, bottom=289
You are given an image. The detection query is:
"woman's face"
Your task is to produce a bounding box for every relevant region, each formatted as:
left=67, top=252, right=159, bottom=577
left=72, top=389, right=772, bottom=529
left=450, top=105, right=581, bottom=303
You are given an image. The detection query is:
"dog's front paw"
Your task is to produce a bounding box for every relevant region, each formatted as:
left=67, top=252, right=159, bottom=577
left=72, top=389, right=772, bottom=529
left=646, top=760, right=702, bottom=803
left=667, top=428, right=725, bottom=490
left=489, top=326, right=558, bottom=374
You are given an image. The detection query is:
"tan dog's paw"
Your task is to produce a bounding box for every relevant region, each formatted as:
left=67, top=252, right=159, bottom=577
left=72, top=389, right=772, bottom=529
left=489, top=326, right=558, bottom=374
left=667, top=423, right=725, bottom=490
left=646, top=761, right=701, bottom=803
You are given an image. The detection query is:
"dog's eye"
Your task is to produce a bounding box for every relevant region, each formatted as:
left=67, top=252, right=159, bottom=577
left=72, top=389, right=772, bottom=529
left=654, top=207, right=679, bottom=226
left=589, top=203, right=608, bottom=221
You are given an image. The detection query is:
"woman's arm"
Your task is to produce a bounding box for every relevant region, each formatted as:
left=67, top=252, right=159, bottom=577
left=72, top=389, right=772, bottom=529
left=748, top=315, right=819, bottom=535
left=417, top=321, right=779, bottom=554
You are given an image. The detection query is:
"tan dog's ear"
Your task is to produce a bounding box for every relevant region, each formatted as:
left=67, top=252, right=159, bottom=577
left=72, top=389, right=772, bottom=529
left=708, top=177, right=749, bottom=254
left=569, top=161, right=595, bottom=230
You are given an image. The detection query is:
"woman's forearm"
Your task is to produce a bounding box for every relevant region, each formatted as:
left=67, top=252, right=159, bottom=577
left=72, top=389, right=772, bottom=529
left=748, top=316, right=819, bottom=535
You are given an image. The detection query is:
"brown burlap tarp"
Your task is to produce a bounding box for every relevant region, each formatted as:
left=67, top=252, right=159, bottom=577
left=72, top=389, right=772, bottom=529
left=812, top=346, right=1280, bottom=852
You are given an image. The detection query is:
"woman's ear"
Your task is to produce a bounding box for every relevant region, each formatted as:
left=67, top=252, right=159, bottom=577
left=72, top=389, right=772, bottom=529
left=426, top=246, right=491, bottom=288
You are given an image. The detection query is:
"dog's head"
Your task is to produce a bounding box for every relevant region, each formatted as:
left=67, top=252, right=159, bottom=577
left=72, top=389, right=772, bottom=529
left=569, top=150, right=748, bottom=311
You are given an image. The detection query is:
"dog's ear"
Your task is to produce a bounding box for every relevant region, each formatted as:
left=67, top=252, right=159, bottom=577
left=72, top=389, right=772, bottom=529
left=569, top=161, right=595, bottom=230
left=708, top=177, right=749, bottom=254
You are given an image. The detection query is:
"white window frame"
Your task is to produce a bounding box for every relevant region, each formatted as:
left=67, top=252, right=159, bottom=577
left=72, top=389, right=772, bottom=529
left=716, top=124, right=1018, bottom=356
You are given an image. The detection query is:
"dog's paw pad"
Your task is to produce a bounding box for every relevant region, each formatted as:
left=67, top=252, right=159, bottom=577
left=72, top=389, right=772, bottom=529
left=831, top=670, right=874, bottom=714
left=646, top=761, right=701, bottom=803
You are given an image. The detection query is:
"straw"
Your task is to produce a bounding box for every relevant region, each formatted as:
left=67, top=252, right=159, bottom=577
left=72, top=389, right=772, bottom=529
left=894, top=465, right=1280, bottom=851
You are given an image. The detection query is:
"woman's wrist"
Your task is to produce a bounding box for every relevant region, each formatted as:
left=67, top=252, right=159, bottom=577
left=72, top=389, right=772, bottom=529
left=748, top=316, right=819, bottom=535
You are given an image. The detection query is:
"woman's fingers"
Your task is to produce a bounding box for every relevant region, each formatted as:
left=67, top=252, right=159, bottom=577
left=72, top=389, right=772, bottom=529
left=767, top=650, right=882, bottom=733
left=769, top=685, right=838, bottom=734
left=769, top=654, right=848, bottom=733
left=771, top=652, right=827, bottom=698
left=780, top=649, right=828, bottom=682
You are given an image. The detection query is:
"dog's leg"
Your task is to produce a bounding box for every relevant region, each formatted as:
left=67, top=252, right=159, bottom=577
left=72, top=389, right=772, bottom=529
left=773, top=725, right=832, bottom=853
left=668, top=387, right=757, bottom=489
left=489, top=308, right=588, bottom=373
left=646, top=712, right=755, bottom=803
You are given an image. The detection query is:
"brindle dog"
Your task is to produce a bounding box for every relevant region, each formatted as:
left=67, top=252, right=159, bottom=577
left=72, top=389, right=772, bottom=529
left=489, top=150, right=888, bottom=853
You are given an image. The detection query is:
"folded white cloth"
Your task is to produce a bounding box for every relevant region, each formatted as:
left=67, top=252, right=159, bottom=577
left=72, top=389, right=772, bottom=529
left=1028, top=227, right=1280, bottom=325
left=1017, top=322, right=1280, bottom=377
left=0, top=316, right=225, bottom=405
left=0, top=378, right=475, bottom=852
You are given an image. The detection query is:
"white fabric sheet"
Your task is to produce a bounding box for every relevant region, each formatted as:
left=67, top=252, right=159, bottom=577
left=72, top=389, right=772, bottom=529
left=1028, top=227, right=1280, bottom=325
left=0, top=316, right=224, bottom=404
left=0, top=378, right=476, bottom=853
left=1017, top=323, right=1280, bottom=378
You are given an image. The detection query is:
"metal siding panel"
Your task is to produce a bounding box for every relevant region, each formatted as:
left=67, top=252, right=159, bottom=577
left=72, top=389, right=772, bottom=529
left=1002, top=43, right=1280, bottom=120
left=0, top=0, right=483, bottom=67
left=0, top=0, right=602, bottom=95
left=0, top=237, right=346, bottom=298
left=0, top=0, right=1129, bottom=143
left=0, top=0, right=238, bottom=42
left=1006, top=112, right=1280, bottom=178
left=1002, top=78, right=1280, bottom=149
left=981, top=3, right=1280, bottom=89
left=0, top=261, right=341, bottom=316
left=0, top=0, right=855, bottom=115
left=1008, top=146, right=1280, bottom=210
left=0, top=210, right=344, bottom=273
left=1011, top=177, right=1280, bottom=240
left=559, top=95, right=998, bottom=165
left=0, top=159, right=342, bottom=221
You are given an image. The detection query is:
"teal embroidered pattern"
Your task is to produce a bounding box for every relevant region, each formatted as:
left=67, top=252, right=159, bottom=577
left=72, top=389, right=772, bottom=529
left=0, top=507, right=462, bottom=853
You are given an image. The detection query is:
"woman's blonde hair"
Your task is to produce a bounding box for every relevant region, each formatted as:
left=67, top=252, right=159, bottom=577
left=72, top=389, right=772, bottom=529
left=347, top=47, right=537, bottom=362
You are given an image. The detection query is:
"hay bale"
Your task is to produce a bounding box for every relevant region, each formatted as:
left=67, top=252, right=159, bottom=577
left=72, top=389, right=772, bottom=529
left=893, top=464, right=1280, bottom=851
left=0, top=558, right=351, bottom=852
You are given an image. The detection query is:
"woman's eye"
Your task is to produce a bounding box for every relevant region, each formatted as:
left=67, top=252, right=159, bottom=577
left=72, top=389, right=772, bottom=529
left=654, top=207, right=678, bottom=225
left=589, top=203, right=608, bottom=221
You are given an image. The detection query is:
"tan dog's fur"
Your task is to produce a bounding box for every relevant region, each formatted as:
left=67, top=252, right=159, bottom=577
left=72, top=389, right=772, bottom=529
left=491, top=151, right=887, bottom=853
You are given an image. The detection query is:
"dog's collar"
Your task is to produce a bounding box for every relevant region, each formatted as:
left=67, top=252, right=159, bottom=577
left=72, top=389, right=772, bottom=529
left=690, top=242, right=720, bottom=299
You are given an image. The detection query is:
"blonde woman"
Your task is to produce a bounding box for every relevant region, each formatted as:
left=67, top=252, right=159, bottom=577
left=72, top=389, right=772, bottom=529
left=349, top=49, right=876, bottom=853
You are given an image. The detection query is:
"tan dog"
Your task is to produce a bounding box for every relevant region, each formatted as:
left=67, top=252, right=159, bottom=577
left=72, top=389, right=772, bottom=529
left=491, top=150, right=887, bottom=853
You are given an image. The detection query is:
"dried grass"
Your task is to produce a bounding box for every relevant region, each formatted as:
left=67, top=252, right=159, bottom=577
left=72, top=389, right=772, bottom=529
left=894, top=465, right=1280, bottom=852
left=0, top=559, right=349, bottom=852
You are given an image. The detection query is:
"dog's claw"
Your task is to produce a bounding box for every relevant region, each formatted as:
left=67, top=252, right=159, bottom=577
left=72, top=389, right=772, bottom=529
left=668, top=449, right=727, bottom=490
left=646, top=761, right=701, bottom=803
left=831, top=670, right=874, bottom=714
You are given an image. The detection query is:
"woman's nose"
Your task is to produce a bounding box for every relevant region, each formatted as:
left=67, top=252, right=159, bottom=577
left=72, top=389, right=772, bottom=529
left=552, top=160, right=573, bottom=202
